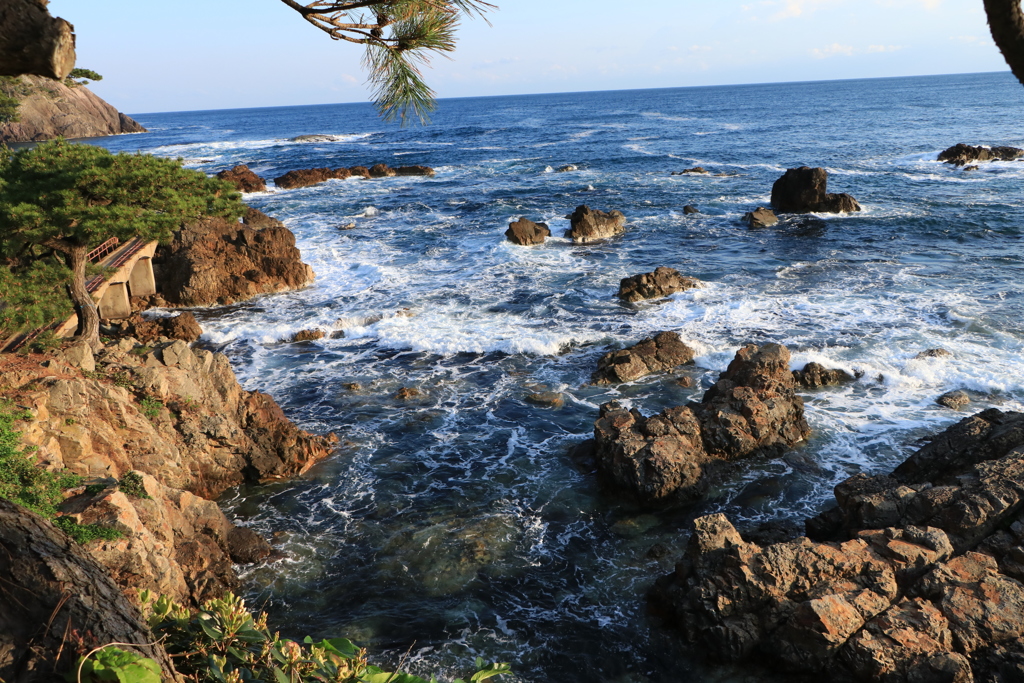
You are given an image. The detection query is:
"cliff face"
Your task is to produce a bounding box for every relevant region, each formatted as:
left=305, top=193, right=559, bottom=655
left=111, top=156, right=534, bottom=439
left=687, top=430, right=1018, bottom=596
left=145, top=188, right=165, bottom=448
left=1, top=338, right=338, bottom=608
left=0, top=75, right=146, bottom=143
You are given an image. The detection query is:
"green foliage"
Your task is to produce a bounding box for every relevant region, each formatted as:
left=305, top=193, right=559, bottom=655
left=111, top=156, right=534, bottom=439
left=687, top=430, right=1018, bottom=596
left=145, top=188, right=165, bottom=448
left=0, top=139, right=244, bottom=257
left=0, top=259, right=73, bottom=338
left=66, top=68, right=104, bottom=87
left=118, top=471, right=151, bottom=499
left=139, top=397, right=163, bottom=421
left=0, top=75, right=28, bottom=124
left=24, top=330, right=63, bottom=354
left=140, top=591, right=511, bottom=683
left=53, top=516, right=124, bottom=544
left=71, top=645, right=161, bottom=683
left=0, top=401, right=81, bottom=518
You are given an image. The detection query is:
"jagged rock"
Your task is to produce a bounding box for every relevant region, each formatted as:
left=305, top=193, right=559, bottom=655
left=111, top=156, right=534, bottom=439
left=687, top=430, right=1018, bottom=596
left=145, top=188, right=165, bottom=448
left=525, top=391, right=565, bottom=409
left=656, top=409, right=1024, bottom=681
left=771, top=167, right=862, bottom=214
left=393, top=165, right=435, bottom=177
left=0, top=499, right=176, bottom=681
left=0, top=0, right=76, bottom=81
left=937, top=390, right=971, bottom=411
left=593, top=344, right=809, bottom=505
left=564, top=205, right=627, bottom=243
left=557, top=164, right=578, bottom=172
left=505, top=218, right=551, bottom=246
left=0, top=75, right=146, bottom=143
left=123, top=312, right=203, bottom=343
left=672, top=167, right=709, bottom=175
left=744, top=207, right=778, bottom=228
left=216, top=164, right=267, bottom=193
left=793, top=362, right=855, bottom=389
left=273, top=167, right=351, bottom=190
left=291, top=329, right=325, bottom=342
left=349, top=166, right=371, bottom=179
left=242, top=206, right=284, bottom=230
left=227, top=526, right=273, bottom=564
left=155, top=215, right=315, bottom=307
left=592, top=331, right=696, bottom=385
left=938, top=143, right=1024, bottom=167
left=916, top=348, right=953, bottom=360
left=618, top=267, right=701, bottom=303
left=369, top=163, right=396, bottom=178
left=60, top=342, right=95, bottom=372
left=683, top=205, right=700, bottom=214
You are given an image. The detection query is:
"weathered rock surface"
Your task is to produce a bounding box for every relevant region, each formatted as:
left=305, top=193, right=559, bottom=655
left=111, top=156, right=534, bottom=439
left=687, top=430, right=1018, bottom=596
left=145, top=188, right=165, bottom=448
left=938, top=390, right=971, bottom=411
left=564, top=205, right=627, bottom=243
left=393, top=165, right=435, bottom=177
left=369, top=163, right=395, bottom=178
left=121, top=311, right=204, bottom=343
left=744, top=207, right=778, bottom=228
left=273, top=167, right=350, bottom=189
left=593, top=344, right=809, bottom=505
left=0, top=0, right=76, bottom=81
left=3, top=340, right=336, bottom=607
left=216, top=164, right=267, bottom=193
left=683, top=205, right=700, bottom=215
left=0, top=499, right=175, bottom=682
left=592, top=331, right=696, bottom=385
left=938, top=143, right=1024, bottom=167
left=505, top=218, right=551, bottom=246
left=618, top=267, right=701, bottom=303
left=155, top=215, right=315, bottom=307
left=793, top=362, right=856, bottom=389
left=0, top=75, right=146, bottom=143
left=771, top=167, right=862, bottom=214
left=655, top=408, right=1024, bottom=681
left=672, top=167, right=709, bottom=175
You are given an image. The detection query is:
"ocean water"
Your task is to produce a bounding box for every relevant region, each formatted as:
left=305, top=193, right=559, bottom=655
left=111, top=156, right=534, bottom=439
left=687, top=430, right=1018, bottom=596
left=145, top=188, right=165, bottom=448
left=99, top=72, right=1024, bottom=682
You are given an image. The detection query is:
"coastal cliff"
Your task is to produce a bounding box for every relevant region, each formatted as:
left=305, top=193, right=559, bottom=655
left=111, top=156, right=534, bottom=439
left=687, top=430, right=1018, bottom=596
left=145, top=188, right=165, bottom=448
left=0, top=75, right=145, bottom=143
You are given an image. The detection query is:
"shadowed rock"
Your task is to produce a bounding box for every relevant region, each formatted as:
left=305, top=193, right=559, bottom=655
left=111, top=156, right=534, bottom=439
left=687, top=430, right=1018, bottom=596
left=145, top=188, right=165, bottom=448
left=771, top=167, right=861, bottom=214
left=618, top=267, right=701, bottom=303
left=216, top=164, right=267, bottom=193
left=506, top=218, right=551, bottom=246
left=274, top=167, right=351, bottom=190
left=564, top=205, right=627, bottom=243
left=938, top=143, right=1024, bottom=166
left=744, top=207, right=778, bottom=228
left=938, top=390, right=971, bottom=411
left=793, top=362, right=855, bottom=389
left=592, top=331, right=696, bottom=385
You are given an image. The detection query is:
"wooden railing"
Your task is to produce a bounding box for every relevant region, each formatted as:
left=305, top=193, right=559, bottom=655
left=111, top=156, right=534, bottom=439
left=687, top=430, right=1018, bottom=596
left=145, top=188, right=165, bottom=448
left=87, top=237, right=120, bottom=263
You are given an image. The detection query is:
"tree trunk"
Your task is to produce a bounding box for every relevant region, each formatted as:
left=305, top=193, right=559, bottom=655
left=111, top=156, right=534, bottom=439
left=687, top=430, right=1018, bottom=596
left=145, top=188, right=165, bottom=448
left=0, top=0, right=76, bottom=80
left=66, top=244, right=101, bottom=351
left=985, top=0, right=1024, bottom=86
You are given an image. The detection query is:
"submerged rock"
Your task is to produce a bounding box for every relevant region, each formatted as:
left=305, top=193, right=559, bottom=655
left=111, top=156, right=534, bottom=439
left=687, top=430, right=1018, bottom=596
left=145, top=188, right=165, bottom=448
left=274, top=167, right=350, bottom=189
left=525, top=391, right=565, bottom=409
left=771, top=166, right=862, bottom=214
left=593, top=343, right=809, bottom=505
left=618, top=267, right=701, bottom=303
left=683, top=205, right=700, bottom=215
left=672, top=167, right=709, bottom=175
left=592, top=331, right=696, bottom=385
left=216, top=164, right=267, bottom=193
left=916, top=347, right=953, bottom=360
left=557, top=164, right=578, bottom=172
left=793, top=362, right=855, bottom=389
left=564, top=205, right=627, bottom=243
left=506, top=217, right=552, bottom=246
left=938, top=143, right=1024, bottom=166
left=743, top=207, right=778, bottom=228
left=655, top=408, right=1024, bottom=681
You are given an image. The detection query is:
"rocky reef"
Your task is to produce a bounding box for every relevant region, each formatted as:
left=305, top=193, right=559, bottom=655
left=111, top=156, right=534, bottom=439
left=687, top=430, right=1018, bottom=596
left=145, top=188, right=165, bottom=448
left=0, top=75, right=145, bottom=143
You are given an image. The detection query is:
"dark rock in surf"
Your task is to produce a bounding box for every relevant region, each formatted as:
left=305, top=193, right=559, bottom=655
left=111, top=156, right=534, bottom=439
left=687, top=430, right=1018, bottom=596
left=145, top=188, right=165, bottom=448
left=672, top=167, right=709, bottom=175
left=618, top=267, right=701, bottom=303
left=227, top=526, right=273, bottom=564
left=505, top=218, right=551, bottom=246
left=771, top=166, right=861, bottom=214
left=369, top=163, right=396, bottom=178
left=683, top=205, right=700, bottom=215
left=564, top=205, right=627, bottom=243
left=393, top=165, right=435, bottom=177
left=743, top=207, right=778, bottom=228
left=916, top=348, right=953, bottom=360
left=349, top=166, right=371, bottom=179
left=793, top=362, right=855, bottom=389
left=937, top=390, right=971, bottom=411
left=938, top=143, right=1024, bottom=166
left=216, top=164, right=267, bottom=193
left=274, top=167, right=348, bottom=190
left=592, top=331, right=696, bottom=385
left=593, top=343, right=809, bottom=505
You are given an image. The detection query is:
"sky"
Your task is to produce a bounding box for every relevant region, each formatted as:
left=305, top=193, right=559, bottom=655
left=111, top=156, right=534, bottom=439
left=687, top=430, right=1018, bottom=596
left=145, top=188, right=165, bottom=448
left=50, top=0, right=1009, bottom=114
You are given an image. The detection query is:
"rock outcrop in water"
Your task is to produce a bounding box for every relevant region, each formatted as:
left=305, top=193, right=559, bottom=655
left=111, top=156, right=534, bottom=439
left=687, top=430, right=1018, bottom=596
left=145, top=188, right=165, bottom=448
left=654, top=408, right=1024, bottom=682
left=938, top=143, right=1024, bottom=167
left=618, top=267, right=701, bottom=303
left=564, top=205, right=627, bottom=243
left=793, top=362, right=856, bottom=389
left=744, top=207, right=778, bottom=228
left=592, top=331, right=696, bottom=385
left=505, top=218, right=551, bottom=246
left=216, top=164, right=267, bottom=193
left=0, top=75, right=146, bottom=143
left=155, top=214, right=315, bottom=306
left=771, top=167, right=861, bottom=214
left=4, top=338, right=335, bottom=608
left=593, top=344, right=809, bottom=505
left=274, top=164, right=434, bottom=189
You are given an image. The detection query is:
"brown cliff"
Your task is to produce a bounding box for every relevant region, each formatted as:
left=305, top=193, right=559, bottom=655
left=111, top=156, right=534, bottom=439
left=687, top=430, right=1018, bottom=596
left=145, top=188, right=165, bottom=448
left=0, top=75, right=145, bottom=143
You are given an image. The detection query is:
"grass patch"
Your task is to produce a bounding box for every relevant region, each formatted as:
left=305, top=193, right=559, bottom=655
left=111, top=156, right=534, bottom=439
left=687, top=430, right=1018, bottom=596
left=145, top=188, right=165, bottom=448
left=139, top=397, right=163, bottom=421
left=119, top=470, right=151, bottom=499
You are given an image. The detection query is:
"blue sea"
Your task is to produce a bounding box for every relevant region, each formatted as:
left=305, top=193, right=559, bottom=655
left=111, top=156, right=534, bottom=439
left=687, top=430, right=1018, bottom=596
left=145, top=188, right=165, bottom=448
left=98, top=71, right=1024, bottom=682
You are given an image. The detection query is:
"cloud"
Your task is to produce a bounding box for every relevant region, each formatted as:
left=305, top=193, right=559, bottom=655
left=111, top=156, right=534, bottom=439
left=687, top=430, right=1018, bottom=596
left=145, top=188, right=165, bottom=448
left=866, top=44, right=904, bottom=53
left=811, top=43, right=855, bottom=58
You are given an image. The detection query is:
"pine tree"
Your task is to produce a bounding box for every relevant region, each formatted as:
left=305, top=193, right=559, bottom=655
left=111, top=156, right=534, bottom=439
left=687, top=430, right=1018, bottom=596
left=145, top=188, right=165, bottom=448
left=0, top=139, right=244, bottom=350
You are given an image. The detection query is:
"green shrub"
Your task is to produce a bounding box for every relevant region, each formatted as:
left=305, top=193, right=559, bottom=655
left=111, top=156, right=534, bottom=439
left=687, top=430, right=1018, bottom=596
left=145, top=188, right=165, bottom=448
left=139, top=591, right=512, bottom=683
left=139, top=397, right=163, bottom=421
left=119, top=471, right=151, bottom=499
left=0, top=401, right=81, bottom=517
left=53, top=517, right=123, bottom=544
left=71, top=645, right=160, bottom=683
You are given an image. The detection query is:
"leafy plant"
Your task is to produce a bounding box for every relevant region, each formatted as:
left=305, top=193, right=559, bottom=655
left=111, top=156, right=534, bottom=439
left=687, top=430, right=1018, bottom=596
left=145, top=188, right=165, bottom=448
left=139, top=591, right=511, bottom=683
left=139, top=397, right=163, bottom=421
left=118, top=471, right=151, bottom=499
left=65, top=68, right=103, bottom=88
left=130, top=345, right=152, bottom=356
left=53, top=517, right=124, bottom=544
left=0, top=401, right=81, bottom=517
left=71, top=644, right=161, bottom=683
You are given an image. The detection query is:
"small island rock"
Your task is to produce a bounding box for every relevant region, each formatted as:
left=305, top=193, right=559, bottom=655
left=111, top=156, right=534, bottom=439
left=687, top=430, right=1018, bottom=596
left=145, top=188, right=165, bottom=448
left=592, top=331, right=696, bottom=385
left=564, top=205, right=627, bottom=243
left=216, top=164, right=267, bottom=193
left=771, top=166, right=862, bottom=214
left=938, top=143, right=1024, bottom=166
left=743, top=207, right=778, bottom=228
left=506, top=218, right=551, bottom=246
left=618, top=267, right=701, bottom=303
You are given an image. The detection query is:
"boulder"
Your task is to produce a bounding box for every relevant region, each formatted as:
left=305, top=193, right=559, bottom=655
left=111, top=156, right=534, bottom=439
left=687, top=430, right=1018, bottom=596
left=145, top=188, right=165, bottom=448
left=124, top=312, right=204, bottom=343
left=672, top=167, right=709, bottom=175
left=525, top=391, right=565, bottom=409
left=743, top=207, right=778, bottom=228
left=349, top=166, right=372, bottom=179
left=917, top=348, right=953, bottom=360
left=593, top=343, right=809, bottom=505
left=216, top=164, right=267, bottom=193
left=618, top=267, right=701, bottom=303
left=771, top=167, right=862, bottom=214
left=291, top=329, right=325, bottom=342
left=793, top=362, right=855, bottom=389
left=393, top=165, right=435, bottom=177
left=155, top=215, right=315, bottom=307
left=683, top=205, right=700, bottom=215
left=242, top=206, right=285, bottom=230
left=592, top=331, right=696, bottom=385
left=505, top=218, right=551, bottom=246
left=274, top=167, right=351, bottom=190
left=557, top=164, right=578, bottom=172
left=937, top=390, right=971, bottom=411
left=655, top=409, right=1024, bottom=681
left=938, top=143, right=1024, bottom=167
left=564, top=205, right=627, bottom=243
left=369, top=163, right=396, bottom=178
